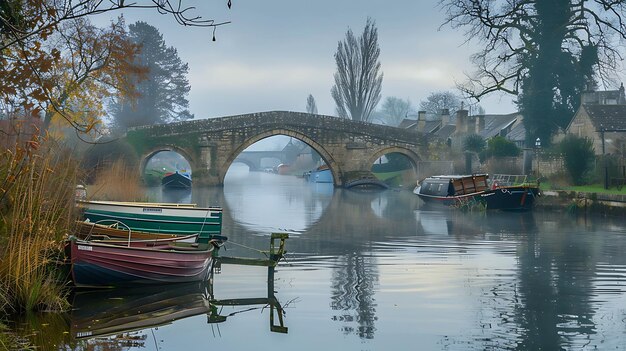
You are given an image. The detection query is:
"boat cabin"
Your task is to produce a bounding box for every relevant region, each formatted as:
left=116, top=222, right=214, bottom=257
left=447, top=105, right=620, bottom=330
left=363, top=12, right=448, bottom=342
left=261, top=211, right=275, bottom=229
left=419, top=174, right=489, bottom=197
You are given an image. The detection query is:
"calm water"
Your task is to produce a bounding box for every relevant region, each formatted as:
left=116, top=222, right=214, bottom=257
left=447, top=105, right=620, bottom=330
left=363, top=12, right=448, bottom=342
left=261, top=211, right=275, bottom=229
left=16, top=167, right=626, bottom=350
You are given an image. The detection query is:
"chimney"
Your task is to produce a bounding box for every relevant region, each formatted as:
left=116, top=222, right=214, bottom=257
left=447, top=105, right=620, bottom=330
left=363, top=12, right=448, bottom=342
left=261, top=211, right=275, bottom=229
left=476, top=115, right=485, bottom=133
left=441, top=109, right=450, bottom=126
left=417, top=111, right=426, bottom=132
left=456, top=109, right=468, bottom=133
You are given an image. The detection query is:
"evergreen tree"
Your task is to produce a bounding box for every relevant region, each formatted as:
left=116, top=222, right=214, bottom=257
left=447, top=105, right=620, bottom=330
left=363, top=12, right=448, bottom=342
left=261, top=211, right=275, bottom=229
left=111, top=21, right=193, bottom=131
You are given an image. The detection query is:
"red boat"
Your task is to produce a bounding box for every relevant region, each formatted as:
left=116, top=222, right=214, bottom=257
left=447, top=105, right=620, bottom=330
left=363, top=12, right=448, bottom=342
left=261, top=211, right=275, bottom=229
left=69, top=235, right=226, bottom=287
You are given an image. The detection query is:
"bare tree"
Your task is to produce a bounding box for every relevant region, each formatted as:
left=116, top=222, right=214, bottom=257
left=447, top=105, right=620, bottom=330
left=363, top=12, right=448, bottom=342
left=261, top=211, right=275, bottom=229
left=440, top=0, right=626, bottom=145
left=0, top=0, right=231, bottom=51
left=379, top=96, right=414, bottom=126
left=419, top=91, right=462, bottom=120
left=306, top=94, right=318, bottom=114
left=331, top=17, right=383, bottom=122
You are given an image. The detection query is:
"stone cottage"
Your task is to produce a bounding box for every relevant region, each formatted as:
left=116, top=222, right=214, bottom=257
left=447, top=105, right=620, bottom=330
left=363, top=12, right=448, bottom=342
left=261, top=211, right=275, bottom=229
left=563, top=84, right=626, bottom=156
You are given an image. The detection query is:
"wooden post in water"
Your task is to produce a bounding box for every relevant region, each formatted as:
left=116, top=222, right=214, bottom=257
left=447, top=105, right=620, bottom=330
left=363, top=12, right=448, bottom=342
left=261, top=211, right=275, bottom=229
left=209, top=233, right=290, bottom=333
left=216, top=232, right=289, bottom=267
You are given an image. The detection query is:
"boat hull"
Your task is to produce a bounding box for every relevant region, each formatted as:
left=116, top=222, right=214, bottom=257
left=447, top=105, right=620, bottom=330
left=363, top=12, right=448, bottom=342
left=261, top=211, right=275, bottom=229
left=70, top=238, right=214, bottom=287
left=162, top=172, right=192, bottom=189
left=78, top=200, right=223, bottom=237
left=417, top=186, right=539, bottom=211
left=478, top=186, right=539, bottom=211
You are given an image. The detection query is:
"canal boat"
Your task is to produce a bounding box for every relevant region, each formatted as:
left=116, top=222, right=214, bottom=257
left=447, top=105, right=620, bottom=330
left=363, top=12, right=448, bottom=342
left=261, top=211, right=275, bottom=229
left=68, top=234, right=226, bottom=287
left=414, top=174, right=539, bottom=211
left=77, top=200, right=223, bottom=238
left=162, top=170, right=192, bottom=189
left=304, top=165, right=333, bottom=183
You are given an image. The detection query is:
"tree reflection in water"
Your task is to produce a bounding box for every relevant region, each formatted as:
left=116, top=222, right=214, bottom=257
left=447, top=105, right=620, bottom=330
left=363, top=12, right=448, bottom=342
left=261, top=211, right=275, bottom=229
left=330, top=253, right=379, bottom=339
left=437, top=212, right=606, bottom=350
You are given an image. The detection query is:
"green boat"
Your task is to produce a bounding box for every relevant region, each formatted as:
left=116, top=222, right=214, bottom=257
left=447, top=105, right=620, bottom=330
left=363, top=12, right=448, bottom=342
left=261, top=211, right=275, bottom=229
left=78, top=200, right=223, bottom=241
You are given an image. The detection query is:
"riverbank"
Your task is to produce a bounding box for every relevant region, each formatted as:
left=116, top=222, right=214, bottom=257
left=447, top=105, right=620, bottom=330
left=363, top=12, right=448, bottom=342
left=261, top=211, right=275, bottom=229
left=538, top=189, right=626, bottom=216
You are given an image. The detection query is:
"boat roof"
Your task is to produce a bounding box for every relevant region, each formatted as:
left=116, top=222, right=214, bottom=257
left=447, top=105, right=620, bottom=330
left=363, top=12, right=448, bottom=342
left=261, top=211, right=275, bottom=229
left=425, top=174, right=489, bottom=181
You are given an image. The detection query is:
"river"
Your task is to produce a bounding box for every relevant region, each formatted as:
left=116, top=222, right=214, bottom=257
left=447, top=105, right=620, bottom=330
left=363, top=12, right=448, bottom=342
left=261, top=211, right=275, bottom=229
left=14, top=165, right=626, bottom=350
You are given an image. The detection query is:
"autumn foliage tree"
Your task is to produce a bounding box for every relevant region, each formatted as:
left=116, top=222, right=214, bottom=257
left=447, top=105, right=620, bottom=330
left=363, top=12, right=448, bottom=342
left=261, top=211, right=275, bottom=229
left=1, top=0, right=229, bottom=136
left=45, top=17, right=147, bottom=137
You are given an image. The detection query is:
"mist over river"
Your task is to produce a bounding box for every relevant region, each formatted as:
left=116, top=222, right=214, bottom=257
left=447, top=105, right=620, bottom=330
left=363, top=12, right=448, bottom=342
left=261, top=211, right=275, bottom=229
left=15, top=166, right=626, bottom=350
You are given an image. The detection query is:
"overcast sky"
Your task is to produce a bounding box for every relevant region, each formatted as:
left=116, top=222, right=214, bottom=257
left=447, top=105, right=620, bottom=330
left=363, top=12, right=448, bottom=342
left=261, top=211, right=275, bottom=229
left=109, top=0, right=521, bottom=119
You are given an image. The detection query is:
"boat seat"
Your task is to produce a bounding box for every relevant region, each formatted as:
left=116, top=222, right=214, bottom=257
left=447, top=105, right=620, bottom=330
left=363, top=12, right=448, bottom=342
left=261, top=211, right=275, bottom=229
left=166, top=243, right=206, bottom=251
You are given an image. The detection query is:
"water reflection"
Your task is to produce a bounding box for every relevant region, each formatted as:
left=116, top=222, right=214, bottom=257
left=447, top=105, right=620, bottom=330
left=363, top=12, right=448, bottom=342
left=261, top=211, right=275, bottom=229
left=160, top=187, right=192, bottom=204
left=13, top=268, right=288, bottom=350
left=48, top=172, right=626, bottom=350
left=222, top=171, right=334, bottom=233
left=71, top=283, right=213, bottom=344
left=330, top=253, right=378, bottom=339
left=437, top=213, right=626, bottom=350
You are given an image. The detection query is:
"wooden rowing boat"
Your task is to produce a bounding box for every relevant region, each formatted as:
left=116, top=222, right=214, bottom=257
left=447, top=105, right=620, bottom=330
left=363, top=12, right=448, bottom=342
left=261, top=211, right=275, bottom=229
left=76, top=220, right=181, bottom=241
left=77, top=200, right=223, bottom=241
left=69, top=235, right=225, bottom=287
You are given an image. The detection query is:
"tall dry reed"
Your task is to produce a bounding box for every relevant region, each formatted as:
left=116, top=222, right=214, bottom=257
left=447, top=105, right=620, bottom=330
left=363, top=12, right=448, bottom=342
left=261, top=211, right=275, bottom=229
left=89, top=159, right=146, bottom=201
left=0, top=138, right=79, bottom=313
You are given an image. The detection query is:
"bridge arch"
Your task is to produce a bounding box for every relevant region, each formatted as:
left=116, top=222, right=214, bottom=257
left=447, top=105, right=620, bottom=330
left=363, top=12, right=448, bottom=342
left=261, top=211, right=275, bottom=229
left=367, top=146, right=422, bottom=171
left=220, top=128, right=342, bottom=185
left=230, top=157, right=257, bottom=171
left=139, top=145, right=197, bottom=178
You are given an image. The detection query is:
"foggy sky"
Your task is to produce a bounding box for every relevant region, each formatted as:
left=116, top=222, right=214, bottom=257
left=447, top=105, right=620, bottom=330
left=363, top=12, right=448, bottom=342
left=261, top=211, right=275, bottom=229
left=107, top=1, right=522, bottom=119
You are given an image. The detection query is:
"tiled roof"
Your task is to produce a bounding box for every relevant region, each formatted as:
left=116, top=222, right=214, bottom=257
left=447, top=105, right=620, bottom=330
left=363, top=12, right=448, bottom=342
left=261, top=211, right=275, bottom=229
left=505, top=122, right=526, bottom=143
left=423, top=120, right=441, bottom=134
left=397, top=118, right=441, bottom=134
left=398, top=118, right=417, bottom=129
left=583, top=104, right=626, bottom=130
left=479, top=113, right=519, bottom=139
left=434, top=124, right=456, bottom=139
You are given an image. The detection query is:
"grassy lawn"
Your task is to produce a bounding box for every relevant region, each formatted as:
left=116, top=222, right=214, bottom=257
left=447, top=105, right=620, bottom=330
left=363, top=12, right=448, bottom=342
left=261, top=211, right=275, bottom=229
left=542, top=182, right=626, bottom=195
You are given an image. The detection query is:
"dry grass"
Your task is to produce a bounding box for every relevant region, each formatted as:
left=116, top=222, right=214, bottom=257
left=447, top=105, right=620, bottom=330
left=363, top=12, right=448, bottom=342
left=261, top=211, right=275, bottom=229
left=0, top=322, right=34, bottom=351
left=89, top=159, right=146, bottom=201
left=0, top=138, right=78, bottom=313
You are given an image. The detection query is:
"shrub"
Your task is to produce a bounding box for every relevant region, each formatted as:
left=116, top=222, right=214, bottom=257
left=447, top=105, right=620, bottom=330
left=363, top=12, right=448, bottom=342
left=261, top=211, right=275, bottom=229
left=463, top=134, right=486, bottom=153
left=559, top=134, right=595, bottom=185
left=480, top=136, right=520, bottom=162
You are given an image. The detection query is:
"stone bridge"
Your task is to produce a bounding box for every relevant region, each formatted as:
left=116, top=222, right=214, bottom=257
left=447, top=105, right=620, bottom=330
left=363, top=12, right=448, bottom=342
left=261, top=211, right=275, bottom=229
left=124, top=111, right=427, bottom=187
left=234, top=151, right=287, bottom=171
